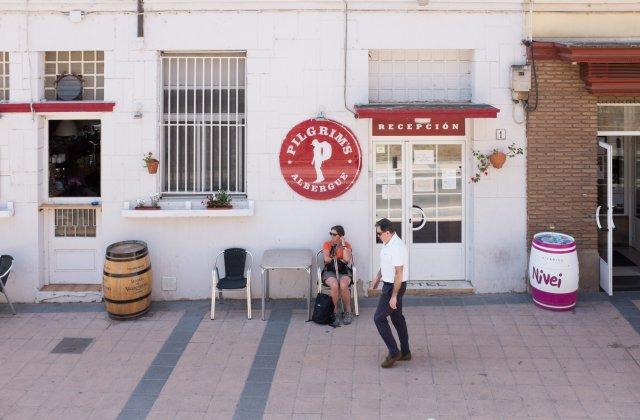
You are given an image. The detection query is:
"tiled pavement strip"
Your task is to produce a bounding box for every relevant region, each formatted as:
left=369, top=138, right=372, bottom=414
left=0, top=292, right=639, bottom=419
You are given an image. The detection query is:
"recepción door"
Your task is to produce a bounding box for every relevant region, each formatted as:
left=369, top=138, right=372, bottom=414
left=373, top=141, right=465, bottom=281
left=408, top=142, right=465, bottom=280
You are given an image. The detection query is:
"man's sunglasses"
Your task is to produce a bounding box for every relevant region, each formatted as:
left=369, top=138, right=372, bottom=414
left=376, top=231, right=384, bottom=237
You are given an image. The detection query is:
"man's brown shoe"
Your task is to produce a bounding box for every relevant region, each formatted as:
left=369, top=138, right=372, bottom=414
left=381, top=354, right=401, bottom=368
left=400, top=352, right=412, bottom=361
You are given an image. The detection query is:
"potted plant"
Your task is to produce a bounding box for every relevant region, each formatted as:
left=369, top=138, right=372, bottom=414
left=202, top=190, right=233, bottom=209
left=489, top=148, right=507, bottom=169
left=143, top=152, right=159, bottom=174
left=134, top=193, right=162, bottom=210
left=470, top=143, right=525, bottom=183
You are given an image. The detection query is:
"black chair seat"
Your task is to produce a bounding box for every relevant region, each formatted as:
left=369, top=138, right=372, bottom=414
left=216, top=275, right=247, bottom=290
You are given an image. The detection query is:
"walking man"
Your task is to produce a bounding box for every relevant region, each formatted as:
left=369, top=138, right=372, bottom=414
left=370, top=218, right=411, bottom=368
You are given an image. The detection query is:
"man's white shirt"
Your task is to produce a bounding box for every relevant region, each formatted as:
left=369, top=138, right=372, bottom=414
left=380, top=233, right=408, bottom=283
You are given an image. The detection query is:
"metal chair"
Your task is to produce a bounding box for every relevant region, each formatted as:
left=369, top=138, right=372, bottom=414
left=211, top=248, right=253, bottom=320
left=315, top=250, right=359, bottom=316
left=0, top=255, right=16, bottom=315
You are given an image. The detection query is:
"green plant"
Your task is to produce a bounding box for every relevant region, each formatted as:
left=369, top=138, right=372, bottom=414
left=470, top=142, right=524, bottom=183
left=142, top=152, right=158, bottom=167
left=202, top=190, right=232, bottom=208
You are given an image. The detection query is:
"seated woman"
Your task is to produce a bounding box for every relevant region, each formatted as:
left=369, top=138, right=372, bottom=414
left=322, top=225, right=354, bottom=326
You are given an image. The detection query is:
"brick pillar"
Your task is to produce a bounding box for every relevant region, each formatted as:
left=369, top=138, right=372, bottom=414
left=526, top=60, right=599, bottom=290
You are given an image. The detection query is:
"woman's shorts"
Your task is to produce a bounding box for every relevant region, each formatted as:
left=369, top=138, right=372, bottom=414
left=321, top=269, right=353, bottom=287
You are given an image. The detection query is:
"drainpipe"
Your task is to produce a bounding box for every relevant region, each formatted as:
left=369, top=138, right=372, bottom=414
left=137, top=0, right=144, bottom=38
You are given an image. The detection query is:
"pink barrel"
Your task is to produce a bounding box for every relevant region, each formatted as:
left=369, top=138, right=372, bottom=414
left=528, top=232, right=579, bottom=311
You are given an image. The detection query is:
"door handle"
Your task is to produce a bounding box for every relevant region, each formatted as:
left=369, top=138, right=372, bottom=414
left=595, top=205, right=602, bottom=230
left=410, top=205, right=427, bottom=231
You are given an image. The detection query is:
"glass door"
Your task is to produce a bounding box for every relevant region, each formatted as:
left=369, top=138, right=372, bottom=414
left=597, top=140, right=613, bottom=295
left=408, top=143, right=464, bottom=280
left=372, top=141, right=465, bottom=282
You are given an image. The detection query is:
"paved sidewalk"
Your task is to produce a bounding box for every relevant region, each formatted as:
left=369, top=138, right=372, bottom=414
left=0, top=293, right=639, bottom=419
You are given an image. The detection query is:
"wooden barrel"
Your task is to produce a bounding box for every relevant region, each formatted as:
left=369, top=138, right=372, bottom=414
left=103, top=240, right=152, bottom=319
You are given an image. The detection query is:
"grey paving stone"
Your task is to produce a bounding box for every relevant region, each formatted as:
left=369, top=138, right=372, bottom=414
left=132, top=379, right=166, bottom=396
left=144, top=365, right=173, bottom=380
left=246, top=368, right=276, bottom=383
left=50, top=337, right=93, bottom=354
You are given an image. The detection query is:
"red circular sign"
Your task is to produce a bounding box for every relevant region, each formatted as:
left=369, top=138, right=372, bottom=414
left=279, top=119, right=362, bottom=200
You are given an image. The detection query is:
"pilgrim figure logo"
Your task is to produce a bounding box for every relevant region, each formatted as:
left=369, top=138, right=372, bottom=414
left=311, top=139, right=332, bottom=183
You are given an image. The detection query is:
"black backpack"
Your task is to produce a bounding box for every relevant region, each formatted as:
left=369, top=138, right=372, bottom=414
left=312, top=293, right=335, bottom=325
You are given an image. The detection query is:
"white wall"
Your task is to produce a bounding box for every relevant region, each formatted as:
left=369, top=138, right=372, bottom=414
left=0, top=1, right=526, bottom=302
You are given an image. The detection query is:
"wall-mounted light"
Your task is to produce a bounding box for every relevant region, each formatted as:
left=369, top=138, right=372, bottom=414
left=133, top=103, right=143, bottom=119
left=417, top=0, right=429, bottom=5
left=69, top=10, right=84, bottom=23
left=414, top=118, right=431, bottom=124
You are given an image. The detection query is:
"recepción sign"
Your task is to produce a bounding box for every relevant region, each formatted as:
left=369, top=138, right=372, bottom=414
left=372, top=117, right=465, bottom=136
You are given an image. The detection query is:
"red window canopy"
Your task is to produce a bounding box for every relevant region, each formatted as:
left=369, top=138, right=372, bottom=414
left=530, top=41, right=640, bottom=95
left=0, top=101, right=115, bottom=113
left=354, top=103, right=500, bottom=119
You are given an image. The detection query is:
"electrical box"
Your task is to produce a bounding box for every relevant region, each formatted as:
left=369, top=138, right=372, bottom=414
left=511, top=65, right=531, bottom=92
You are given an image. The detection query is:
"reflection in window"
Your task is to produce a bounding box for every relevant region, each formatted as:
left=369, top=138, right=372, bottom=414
left=374, top=144, right=402, bottom=243
left=49, top=120, right=101, bottom=197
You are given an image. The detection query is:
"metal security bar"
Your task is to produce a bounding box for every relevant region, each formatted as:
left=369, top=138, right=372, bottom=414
left=0, top=52, right=9, bottom=101
left=54, top=209, right=97, bottom=237
left=161, top=53, right=246, bottom=195
left=44, top=51, right=105, bottom=101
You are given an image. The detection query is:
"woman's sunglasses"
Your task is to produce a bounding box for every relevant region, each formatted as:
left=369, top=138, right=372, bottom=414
left=329, top=232, right=339, bottom=236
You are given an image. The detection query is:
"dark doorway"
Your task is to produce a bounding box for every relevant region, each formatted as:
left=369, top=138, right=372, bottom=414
left=49, top=120, right=101, bottom=197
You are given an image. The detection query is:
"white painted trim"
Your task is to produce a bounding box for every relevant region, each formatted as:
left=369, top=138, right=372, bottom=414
left=121, top=200, right=254, bottom=218
left=598, top=131, right=640, bottom=136
left=0, top=202, right=15, bottom=218
left=597, top=103, right=640, bottom=107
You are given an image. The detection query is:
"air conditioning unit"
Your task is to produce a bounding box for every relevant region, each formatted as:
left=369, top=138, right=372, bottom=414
left=55, top=73, right=84, bottom=101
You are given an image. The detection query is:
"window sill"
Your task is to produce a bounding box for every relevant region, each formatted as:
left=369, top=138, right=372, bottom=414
left=0, top=202, right=14, bottom=218
left=121, top=200, right=254, bottom=218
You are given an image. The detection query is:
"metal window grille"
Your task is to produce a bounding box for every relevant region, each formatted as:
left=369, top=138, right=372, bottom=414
left=54, top=209, right=97, bottom=237
left=369, top=49, right=472, bottom=103
left=44, top=51, right=104, bottom=100
left=161, top=52, right=246, bottom=195
left=0, top=52, right=9, bottom=101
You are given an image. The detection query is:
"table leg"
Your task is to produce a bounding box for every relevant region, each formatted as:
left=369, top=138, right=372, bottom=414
left=266, top=270, right=270, bottom=301
left=261, top=268, right=266, bottom=321
left=307, top=267, right=312, bottom=321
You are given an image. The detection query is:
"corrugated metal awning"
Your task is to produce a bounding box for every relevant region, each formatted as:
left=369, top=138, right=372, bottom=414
left=354, top=103, right=500, bottom=119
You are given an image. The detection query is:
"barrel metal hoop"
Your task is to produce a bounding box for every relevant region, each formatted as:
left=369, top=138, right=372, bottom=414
left=107, top=307, right=151, bottom=320
left=104, top=292, right=151, bottom=304
left=105, top=251, right=149, bottom=262
left=103, top=265, right=152, bottom=278
left=105, top=240, right=149, bottom=259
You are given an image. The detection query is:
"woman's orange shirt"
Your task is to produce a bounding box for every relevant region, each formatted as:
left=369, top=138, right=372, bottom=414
left=322, top=241, right=352, bottom=260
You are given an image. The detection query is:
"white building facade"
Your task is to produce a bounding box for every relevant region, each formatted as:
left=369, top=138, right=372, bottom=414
left=0, top=0, right=528, bottom=303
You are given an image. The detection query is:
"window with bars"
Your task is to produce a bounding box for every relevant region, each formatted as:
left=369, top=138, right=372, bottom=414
left=54, top=208, right=97, bottom=237
left=161, top=52, right=246, bottom=195
left=369, top=49, right=472, bottom=103
left=44, top=51, right=104, bottom=100
left=162, top=53, right=246, bottom=194
left=0, top=52, right=9, bottom=101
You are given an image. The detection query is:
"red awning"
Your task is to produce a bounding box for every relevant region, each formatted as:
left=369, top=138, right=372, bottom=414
left=354, top=103, right=500, bottom=119
left=0, top=101, right=116, bottom=113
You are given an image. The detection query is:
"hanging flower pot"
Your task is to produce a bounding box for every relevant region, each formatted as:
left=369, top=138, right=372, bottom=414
left=146, top=159, right=159, bottom=174
left=143, top=152, right=159, bottom=174
left=489, top=151, right=507, bottom=169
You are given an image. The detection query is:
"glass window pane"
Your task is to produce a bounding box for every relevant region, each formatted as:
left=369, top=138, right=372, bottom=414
left=437, top=144, right=462, bottom=193
left=598, top=105, right=640, bottom=132
left=438, top=194, right=462, bottom=243
left=412, top=195, right=436, bottom=243
left=375, top=144, right=403, bottom=242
